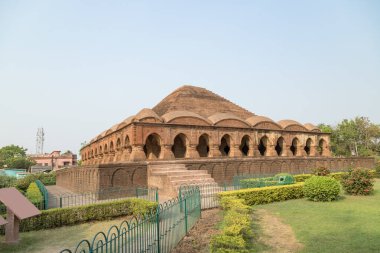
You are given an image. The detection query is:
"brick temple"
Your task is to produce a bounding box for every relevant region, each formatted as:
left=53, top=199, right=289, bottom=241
left=57, top=86, right=374, bottom=195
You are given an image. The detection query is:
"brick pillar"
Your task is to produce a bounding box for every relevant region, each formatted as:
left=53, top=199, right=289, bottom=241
left=266, top=144, right=276, bottom=156
left=309, top=145, right=317, bottom=156
left=298, top=145, right=307, bottom=157
left=121, top=148, right=131, bottom=162
left=160, top=145, right=174, bottom=160
left=130, top=145, right=146, bottom=161
left=209, top=144, right=221, bottom=157
left=248, top=144, right=255, bottom=157
left=230, top=144, right=242, bottom=157
left=187, top=144, right=199, bottom=159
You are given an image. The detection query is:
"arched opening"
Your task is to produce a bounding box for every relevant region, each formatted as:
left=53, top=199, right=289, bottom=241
left=240, top=135, right=250, bottom=156
left=318, top=139, right=326, bottom=156
left=116, top=138, right=121, bottom=151
left=95, top=148, right=98, bottom=157
left=197, top=134, right=210, bottom=157
left=258, top=136, right=268, bottom=156
left=125, top=136, right=131, bottom=153
left=99, top=146, right=103, bottom=155
left=275, top=137, right=285, bottom=156
left=305, top=138, right=312, bottom=156
left=172, top=133, right=188, bottom=158
left=219, top=134, right=231, bottom=156
left=290, top=138, right=299, bottom=156
left=110, top=141, right=114, bottom=152
left=143, top=134, right=161, bottom=159
left=104, top=144, right=108, bottom=154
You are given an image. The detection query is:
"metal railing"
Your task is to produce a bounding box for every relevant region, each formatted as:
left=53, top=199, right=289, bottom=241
left=35, top=179, right=49, bottom=210
left=47, top=187, right=159, bottom=209
left=59, top=186, right=201, bottom=253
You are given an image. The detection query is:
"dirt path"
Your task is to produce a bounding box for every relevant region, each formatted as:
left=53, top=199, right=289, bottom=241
left=171, top=209, right=222, bottom=253
left=255, top=209, right=303, bottom=253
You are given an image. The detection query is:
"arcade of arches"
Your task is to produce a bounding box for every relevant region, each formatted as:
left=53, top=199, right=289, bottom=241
left=57, top=85, right=375, bottom=193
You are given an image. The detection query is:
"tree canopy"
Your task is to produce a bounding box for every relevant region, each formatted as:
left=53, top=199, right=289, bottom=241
left=0, top=145, right=36, bottom=169
left=319, top=117, right=380, bottom=157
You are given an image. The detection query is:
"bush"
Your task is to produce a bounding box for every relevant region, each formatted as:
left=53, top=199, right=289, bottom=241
left=219, top=183, right=304, bottom=205
left=341, top=168, right=374, bottom=195
left=375, top=162, right=380, bottom=178
left=0, top=198, right=157, bottom=233
left=0, top=174, right=16, bottom=188
left=26, top=182, right=43, bottom=203
left=210, top=196, right=252, bottom=253
left=304, top=176, right=340, bottom=202
left=14, top=172, right=56, bottom=193
left=313, top=167, right=331, bottom=176
left=294, top=174, right=313, bottom=182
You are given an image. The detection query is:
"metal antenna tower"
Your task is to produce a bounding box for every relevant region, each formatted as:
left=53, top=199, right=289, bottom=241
left=36, top=128, right=45, bottom=154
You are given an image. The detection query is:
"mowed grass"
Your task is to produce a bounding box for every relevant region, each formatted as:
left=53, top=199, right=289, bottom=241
left=0, top=216, right=129, bottom=253
left=255, top=179, right=380, bottom=253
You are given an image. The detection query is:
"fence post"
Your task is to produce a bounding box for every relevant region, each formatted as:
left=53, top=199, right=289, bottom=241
left=155, top=189, right=159, bottom=203
left=156, top=207, right=161, bottom=253
left=59, top=196, right=62, bottom=208
left=184, top=197, right=188, bottom=233
left=179, top=187, right=183, bottom=212
left=136, top=188, right=139, bottom=198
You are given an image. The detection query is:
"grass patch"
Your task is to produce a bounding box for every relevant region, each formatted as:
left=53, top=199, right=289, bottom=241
left=255, top=179, right=380, bottom=253
left=0, top=216, right=128, bottom=253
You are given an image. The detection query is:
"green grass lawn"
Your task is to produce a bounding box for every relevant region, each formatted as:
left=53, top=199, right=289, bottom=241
left=255, top=179, right=380, bottom=253
left=0, top=216, right=128, bottom=253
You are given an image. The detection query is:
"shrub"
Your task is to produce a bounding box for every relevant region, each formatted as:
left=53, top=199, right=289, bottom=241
left=0, top=174, right=16, bottom=188
left=210, top=196, right=252, bottom=253
left=341, top=168, right=374, bottom=195
left=219, top=183, right=304, bottom=205
left=303, top=176, right=340, bottom=202
left=14, top=172, right=56, bottom=193
left=0, top=198, right=157, bottom=233
left=375, top=162, right=380, bottom=178
left=26, top=182, right=43, bottom=208
left=312, top=167, right=331, bottom=176
left=294, top=174, right=313, bottom=182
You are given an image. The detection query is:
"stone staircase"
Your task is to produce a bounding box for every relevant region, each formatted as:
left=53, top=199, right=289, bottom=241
left=148, top=163, right=218, bottom=198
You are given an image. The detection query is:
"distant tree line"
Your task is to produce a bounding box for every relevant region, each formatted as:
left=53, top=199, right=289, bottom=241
left=319, top=117, right=380, bottom=158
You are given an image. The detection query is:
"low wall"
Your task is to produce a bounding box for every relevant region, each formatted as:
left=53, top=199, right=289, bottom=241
left=56, top=157, right=375, bottom=192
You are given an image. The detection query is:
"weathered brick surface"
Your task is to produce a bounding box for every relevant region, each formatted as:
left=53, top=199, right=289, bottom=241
left=56, top=157, right=375, bottom=192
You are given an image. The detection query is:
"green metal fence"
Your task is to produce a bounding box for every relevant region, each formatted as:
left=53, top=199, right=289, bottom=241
left=59, top=186, right=201, bottom=253
left=35, top=179, right=49, bottom=210
left=48, top=187, right=159, bottom=209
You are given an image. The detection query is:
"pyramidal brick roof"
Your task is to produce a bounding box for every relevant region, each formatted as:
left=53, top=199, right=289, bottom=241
left=152, top=85, right=255, bottom=119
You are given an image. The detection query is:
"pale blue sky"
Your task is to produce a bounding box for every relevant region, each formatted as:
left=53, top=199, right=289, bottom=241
left=0, top=0, right=379, bottom=155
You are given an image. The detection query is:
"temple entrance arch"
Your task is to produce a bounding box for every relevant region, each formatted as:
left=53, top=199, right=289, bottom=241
left=220, top=134, right=231, bottom=157
left=144, top=134, right=161, bottom=159
left=305, top=138, right=312, bottom=156
left=240, top=135, right=250, bottom=156
left=258, top=136, right=268, bottom=156
left=275, top=137, right=285, bottom=156
left=172, top=133, right=188, bottom=158
left=290, top=138, right=299, bottom=156
left=197, top=134, right=210, bottom=157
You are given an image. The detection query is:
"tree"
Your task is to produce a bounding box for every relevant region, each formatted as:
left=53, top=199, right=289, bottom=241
left=0, top=145, right=35, bottom=169
left=319, top=117, right=380, bottom=157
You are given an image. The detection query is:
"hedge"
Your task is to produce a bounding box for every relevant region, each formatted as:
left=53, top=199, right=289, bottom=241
left=294, top=170, right=376, bottom=182
left=304, top=176, right=341, bottom=202
left=210, top=196, right=253, bottom=253
left=218, top=183, right=304, bottom=206
left=0, top=198, right=157, bottom=233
